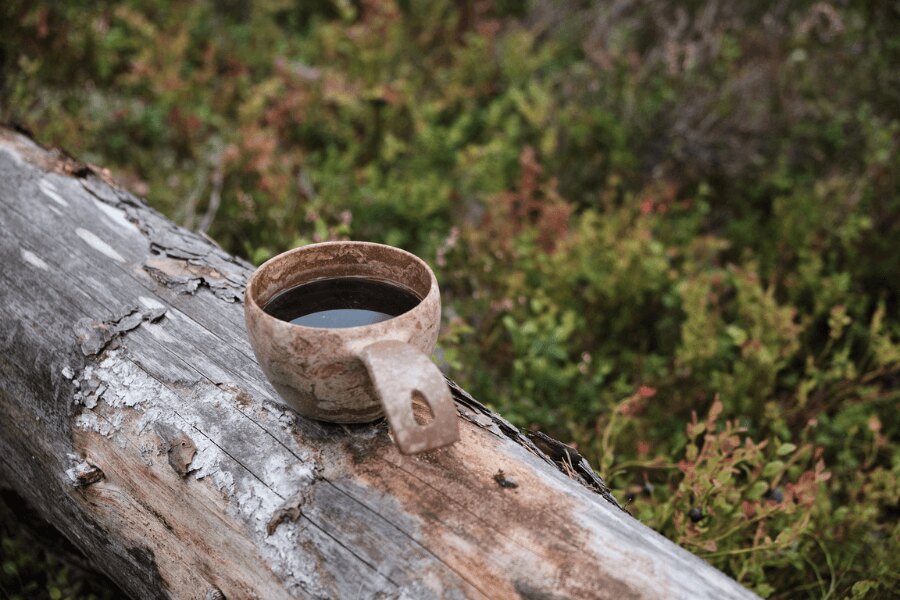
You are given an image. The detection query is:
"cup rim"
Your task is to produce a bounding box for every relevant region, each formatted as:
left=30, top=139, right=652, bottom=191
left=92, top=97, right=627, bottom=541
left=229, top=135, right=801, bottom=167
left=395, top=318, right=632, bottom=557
left=245, top=240, right=439, bottom=332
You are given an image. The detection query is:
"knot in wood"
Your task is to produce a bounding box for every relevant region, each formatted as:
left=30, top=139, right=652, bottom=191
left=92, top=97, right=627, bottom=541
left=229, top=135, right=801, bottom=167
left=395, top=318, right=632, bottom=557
left=166, top=431, right=197, bottom=478
left=66, top=460, right=104, bottom=487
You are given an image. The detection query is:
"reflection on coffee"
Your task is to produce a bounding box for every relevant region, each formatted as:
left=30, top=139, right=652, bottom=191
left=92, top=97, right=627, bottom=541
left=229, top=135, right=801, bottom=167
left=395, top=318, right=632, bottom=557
left=263, top=276, right=421, bottom=329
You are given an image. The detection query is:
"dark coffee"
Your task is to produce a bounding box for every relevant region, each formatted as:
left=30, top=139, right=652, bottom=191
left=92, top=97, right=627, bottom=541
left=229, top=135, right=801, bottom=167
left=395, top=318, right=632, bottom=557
left=263, top=277, right=421, bottom=328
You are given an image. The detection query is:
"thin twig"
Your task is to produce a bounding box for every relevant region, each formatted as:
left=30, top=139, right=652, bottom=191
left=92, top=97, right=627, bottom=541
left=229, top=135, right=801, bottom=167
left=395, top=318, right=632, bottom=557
left=198, top=151, right=225, bottom=234
left=180, top=166, right=209, bottom=229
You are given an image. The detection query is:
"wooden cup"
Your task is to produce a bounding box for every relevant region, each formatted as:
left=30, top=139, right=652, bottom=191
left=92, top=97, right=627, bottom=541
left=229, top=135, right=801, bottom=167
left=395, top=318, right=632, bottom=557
left=244, top=241, right=459, bottom=454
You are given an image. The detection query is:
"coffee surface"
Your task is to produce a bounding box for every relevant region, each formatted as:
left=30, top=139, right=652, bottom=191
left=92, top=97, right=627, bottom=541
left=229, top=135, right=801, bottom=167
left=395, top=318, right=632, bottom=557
left=263, top=276, right=421, bottom=328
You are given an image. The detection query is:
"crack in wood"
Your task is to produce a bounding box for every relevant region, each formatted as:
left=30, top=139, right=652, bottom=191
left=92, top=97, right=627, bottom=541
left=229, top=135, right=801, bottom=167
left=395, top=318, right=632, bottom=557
left=81, top=177, right=253, bottom=302
left=202, top=387, right=496, bottom=597
left=80, top=177, right=250, bottom=303
left=73, top=306, right=166, bottom=357
left=170, top=408, right=288, bottom=502
left=447, top=378, right=624, bottom=510
left=527, top=431, right=625, bottom=511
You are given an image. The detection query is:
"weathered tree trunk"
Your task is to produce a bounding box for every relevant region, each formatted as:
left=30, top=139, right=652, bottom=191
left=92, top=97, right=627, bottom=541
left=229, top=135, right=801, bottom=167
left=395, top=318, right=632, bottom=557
left=0, top=127, right=758, bottom=600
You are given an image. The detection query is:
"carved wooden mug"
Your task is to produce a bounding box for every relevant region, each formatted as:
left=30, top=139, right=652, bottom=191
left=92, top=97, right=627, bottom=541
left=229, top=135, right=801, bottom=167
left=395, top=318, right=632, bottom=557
left=243, top=241, right=459, bottom=454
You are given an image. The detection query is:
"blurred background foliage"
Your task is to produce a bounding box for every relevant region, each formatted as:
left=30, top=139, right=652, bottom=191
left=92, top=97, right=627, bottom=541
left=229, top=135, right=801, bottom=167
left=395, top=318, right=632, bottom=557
left=1, top=0, right=898, bottom=597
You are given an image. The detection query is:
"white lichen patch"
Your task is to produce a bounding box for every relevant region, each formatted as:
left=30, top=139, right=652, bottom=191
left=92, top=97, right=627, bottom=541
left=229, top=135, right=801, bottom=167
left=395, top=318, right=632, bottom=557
left=74, top=412, right=107, bottom=435
left=264, top=521, right=329, bottom=599
left=181, top=433, right=223, bottom=482
left=262, top=452, right=316, bottom=497
left=39, top=177, right=69, bottom=207
left=21, top=248, right=49, bottom=270
left=75, top=228, right=125, bottom=263
left=71, top=349, right=325, bottom=596
left=92, top=196, right=140, bottom=236
left=139, top=296, right=166, bottom=310
left=213, top=468, right=235, bottom=493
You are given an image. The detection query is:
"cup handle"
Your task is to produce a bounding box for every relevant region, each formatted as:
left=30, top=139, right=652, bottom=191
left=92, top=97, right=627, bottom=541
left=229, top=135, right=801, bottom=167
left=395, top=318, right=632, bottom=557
left=359, top=340, right=460, bottom=454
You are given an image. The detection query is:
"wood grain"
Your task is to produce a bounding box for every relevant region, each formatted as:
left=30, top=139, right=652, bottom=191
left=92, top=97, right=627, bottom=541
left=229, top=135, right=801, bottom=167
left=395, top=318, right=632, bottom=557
left=0, top=128, right=758, bottom=599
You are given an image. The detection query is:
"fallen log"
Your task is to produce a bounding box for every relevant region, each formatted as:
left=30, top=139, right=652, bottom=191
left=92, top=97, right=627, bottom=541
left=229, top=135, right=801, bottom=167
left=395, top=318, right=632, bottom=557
left=0, top=127, right=758, bottom=600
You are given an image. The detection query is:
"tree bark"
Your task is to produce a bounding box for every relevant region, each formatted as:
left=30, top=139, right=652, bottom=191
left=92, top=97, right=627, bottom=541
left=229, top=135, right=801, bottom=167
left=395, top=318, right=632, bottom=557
left=0, top=127, right=758, bottom=600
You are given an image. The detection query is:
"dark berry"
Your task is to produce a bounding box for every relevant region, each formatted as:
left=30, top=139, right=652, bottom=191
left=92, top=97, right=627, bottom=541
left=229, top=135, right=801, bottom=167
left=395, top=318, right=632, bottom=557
left=688, top=507, right=703, bottom=522
left=765, top=488, right=785, bottom=503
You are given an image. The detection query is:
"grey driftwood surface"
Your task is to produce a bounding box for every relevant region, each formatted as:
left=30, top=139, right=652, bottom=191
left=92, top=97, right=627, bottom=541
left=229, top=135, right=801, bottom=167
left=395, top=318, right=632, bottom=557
left=0, top=127, right=758, bottom=600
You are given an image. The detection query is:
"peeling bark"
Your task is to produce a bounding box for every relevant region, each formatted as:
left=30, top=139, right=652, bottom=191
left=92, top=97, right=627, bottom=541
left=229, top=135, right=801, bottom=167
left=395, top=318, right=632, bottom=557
left=65, top=460, right=105, bottom=487
left=164, top=430, right=197, bottom=478
left=0, top=127, right=758, bottom=600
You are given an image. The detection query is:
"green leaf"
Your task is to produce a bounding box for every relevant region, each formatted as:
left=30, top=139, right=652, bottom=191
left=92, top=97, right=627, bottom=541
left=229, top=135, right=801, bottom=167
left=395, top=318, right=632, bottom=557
left=762, top=460, right=785, bottom=478
left=850, top=580, right=878, bottom=598
left=725, top=324, right=748, bottom=346
left=776, top=443, right=797, bottom=456
left=747, top=481, right=769, bottom=500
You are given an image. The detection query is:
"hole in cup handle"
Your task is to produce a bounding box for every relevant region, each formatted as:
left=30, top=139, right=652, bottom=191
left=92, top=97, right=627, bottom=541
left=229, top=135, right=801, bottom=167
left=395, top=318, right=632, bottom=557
left=359, top=340, right=460, bottom=455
